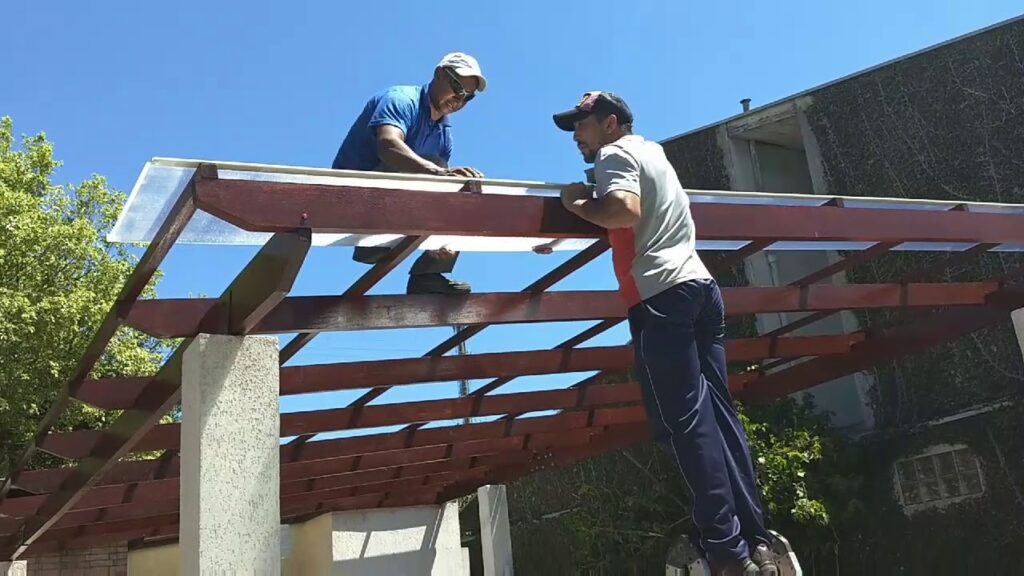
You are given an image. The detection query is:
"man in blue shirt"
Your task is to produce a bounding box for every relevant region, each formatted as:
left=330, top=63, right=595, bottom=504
left=332, top=52, right=486, bottom=295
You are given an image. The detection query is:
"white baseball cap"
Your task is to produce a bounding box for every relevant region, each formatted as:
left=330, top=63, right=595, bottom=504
left=437, top=52, right=487, bottom=92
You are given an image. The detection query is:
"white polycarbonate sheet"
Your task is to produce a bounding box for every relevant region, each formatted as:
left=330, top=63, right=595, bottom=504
left=107, top=158, right=1024, bottom=253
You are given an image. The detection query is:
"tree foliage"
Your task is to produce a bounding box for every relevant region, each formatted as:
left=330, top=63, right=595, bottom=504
left=504, top=395, right=844, bottom=574
left=0, top=116, right=167, bottom=475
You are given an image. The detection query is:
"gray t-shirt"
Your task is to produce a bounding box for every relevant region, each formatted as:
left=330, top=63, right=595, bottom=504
left=593, top=134, right=711, bottom=305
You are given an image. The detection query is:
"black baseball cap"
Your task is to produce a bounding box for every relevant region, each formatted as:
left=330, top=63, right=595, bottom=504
left=553, top=91, right=634, bottom=131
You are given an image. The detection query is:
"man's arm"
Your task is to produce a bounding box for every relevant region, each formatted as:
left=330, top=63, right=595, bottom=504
left=561, top=147, right=641, bottom=229
left=376, top=126, right=484, bottom=178
left=368, top=90, right=483, bottom=178
left=564, top=189, right=641, bottom=229
left=376, top=125, right=449, bottom=175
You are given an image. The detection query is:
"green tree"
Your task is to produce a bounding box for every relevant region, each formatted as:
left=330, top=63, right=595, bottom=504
left=0, top=116, right=167, bottom=476
left=503, top=390, right=851, bottom=574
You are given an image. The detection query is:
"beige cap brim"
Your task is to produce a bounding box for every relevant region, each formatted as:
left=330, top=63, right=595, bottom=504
left=449, top=66, right=487, bottom=92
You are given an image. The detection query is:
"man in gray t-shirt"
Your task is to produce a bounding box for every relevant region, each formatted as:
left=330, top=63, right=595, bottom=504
left=550, top=91, right=787, bottom=575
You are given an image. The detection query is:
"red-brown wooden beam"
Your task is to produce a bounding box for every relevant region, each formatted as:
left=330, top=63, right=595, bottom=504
left=18, top=488, right=447, bottom=555
left=275, top=240, right=611, bottom=448
left=192, top=178, right=1024, bottom=244
left=23, top=524, right=180, bottom=557
left=72, top=334, right=860, bottom=410
left=763, top=242, right=1001, bottom=338
left=280, top=180, right=491, bottom=367
left=46, top=371, right=772, bottom=465
left=75, top=428, right=638, bottom=549
left=4, top=420, right=647, bottom=531
left=344, top=239, right=612, bottom=414
left=0, top=228, right=313, bottom=561
left=19, top=487, right=447, bottom=556
left=31, top=465, right=485, bottom=536
left=9, top=425, right=645, bottom=552
left=13, top=407, right=645, bottom=499
left=3, top=421, right=645, bottom=524
left=39, top=377, right=759, bottom=469
left=279, top=425, right=643, bottom=515
left=12, top=426, right=645, bottom=551
left=739, top=304, right=1014, bottom=402
left=58, top=427, right=643, bottom=550
left=275, top=426, right=635, bottom=499
left=491, top=240, right=778, bottom=420
left=38, top=383, right=643, bottom=458
left=280, top=235, right=428, bottom=364
left=281, top=489, right=447, bottom=528
left=2, top=409, right=647, bottom=522
left=124, top=282, right=1003, bottom=338
left=442, top=422, right=651, bottom=502
left=791, top=242, right=901, bottom=286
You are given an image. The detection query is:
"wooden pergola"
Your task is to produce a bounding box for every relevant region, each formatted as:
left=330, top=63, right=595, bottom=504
left=2, top=161, right=1023, bottom=559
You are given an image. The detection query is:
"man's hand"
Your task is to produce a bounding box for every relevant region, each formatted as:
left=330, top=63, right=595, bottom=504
left=532, top=241, right=556, bottom=255
left=560, top=182, right=591, bottom=214
left=445, top=167, right=485, bottom=179
left=458, top=180, right=483, bottom=194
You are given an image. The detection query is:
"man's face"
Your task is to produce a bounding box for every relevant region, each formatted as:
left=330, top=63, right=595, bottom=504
left=573, top=115, right=609, bottom=164
left=432, top=67, right=480, bottom=115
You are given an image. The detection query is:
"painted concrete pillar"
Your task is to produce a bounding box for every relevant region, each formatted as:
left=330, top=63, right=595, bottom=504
left=478, top=484, right=514, bottom=576
left=180, top=334, right=281, bottom=575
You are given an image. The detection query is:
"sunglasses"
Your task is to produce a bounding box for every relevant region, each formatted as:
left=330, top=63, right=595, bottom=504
left=443, top=67, right=476, bottom=103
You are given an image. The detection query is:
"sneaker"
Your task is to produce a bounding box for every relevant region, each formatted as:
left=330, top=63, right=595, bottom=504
left=750, top=543, right=779, bottom=576
left=407, top=273, right=472, bottom=295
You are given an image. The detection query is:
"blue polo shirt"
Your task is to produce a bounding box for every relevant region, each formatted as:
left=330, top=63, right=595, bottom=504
left=332, top=84, right=453, bottom=170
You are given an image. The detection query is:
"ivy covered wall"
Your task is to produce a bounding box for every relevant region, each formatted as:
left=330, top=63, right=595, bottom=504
left=802, top=19, right=1024, bottom=427
left=794, top=16, right=1024, bottom=574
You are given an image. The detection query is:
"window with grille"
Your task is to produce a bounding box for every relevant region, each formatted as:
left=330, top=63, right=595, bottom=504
left=894, top=445, right=984, bottom=512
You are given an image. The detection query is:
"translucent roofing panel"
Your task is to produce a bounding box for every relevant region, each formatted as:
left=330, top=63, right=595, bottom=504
left=108, top=158, right=1024, bottom=252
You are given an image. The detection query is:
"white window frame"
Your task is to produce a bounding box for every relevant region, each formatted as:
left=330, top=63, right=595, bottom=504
left=893, top=443, right=985, bottom=514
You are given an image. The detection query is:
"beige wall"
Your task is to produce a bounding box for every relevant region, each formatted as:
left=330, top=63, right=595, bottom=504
left=127, top=544, right=179, bottom=576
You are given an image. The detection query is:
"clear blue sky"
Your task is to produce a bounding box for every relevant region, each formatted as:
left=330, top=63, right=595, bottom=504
left=3, top=1, right=1021, bottom=437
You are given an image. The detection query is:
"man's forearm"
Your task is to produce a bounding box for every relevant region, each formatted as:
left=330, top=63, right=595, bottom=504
left=572, top=197, right=638, bottom=229
left=377, top=138, right=445, bottom=175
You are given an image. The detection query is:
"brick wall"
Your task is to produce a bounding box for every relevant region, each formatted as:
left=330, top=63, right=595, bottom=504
left=26, top=544, right=127, bottom=576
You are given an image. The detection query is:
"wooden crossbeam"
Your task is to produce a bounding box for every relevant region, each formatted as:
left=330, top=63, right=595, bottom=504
left=192, top=178, right=1024, bottom=244
left=10, top=426, right=646, bottom=554
left=11, top=407, right=642, bottom=500
left=72, top=334, right=860, bottom=410
left=124, top=282, right=1003, bottom=337
left=741, top=305, right=1013, bottom=402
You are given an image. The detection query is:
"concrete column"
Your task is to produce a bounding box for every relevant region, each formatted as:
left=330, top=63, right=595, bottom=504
left=0, top=562, right=26, bottom=576
left=1013, top=308, right=1024, bottom=359
left=478, top=484, right=514, bottom=576
left=181, top=334, right=281, bottom=576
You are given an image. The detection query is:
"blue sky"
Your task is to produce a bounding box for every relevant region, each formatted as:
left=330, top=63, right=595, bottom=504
left=3, top=1, right=1022, bottom=437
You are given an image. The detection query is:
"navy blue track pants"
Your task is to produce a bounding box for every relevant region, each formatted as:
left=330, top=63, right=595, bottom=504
left=627, top=278, right=772, bottom=563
